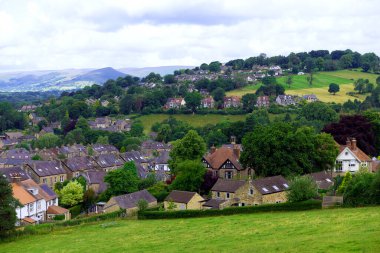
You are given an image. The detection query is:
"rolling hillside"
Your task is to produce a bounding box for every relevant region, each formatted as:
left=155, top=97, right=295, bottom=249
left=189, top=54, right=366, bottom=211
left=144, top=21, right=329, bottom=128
left=227, top=70, right=379, bottom=103
left=1, top=206, right=379, bottom=252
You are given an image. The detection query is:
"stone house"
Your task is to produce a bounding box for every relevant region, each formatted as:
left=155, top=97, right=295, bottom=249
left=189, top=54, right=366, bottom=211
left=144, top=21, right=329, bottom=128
left=335, top=138, right=372, bottom=174
left=302, top=94, right=318, bottom=102
left=206, top=179, right=254, bottom=209
left=251, top=176, right=289, bottom=205
left=141, top=140, right=171, bottom=156
left=103, top=189, right=157, bottom=215
left=223, top=96, right=242, bottom=108
left=0, top=158, right=28, bottom=168
left=95, top=154, right=124, bottom=172
left=63, top=156, right=99, bottom=179
left=3, top=148, right=31, bottom=160
left=120, top=151, right=150, bottom=179
left=202, top=144, right=250, bottom=180
left=275, top=95, right=296, bottom=106
left=58, top=144, right=87, bottom=159
left=38, top=127, right=54, bottom=137
left=256, top=96, right=270, bottom=108
left=164, top=190, right=205, bottom=210
left=81, top=170, right=107, bottom=195
left=1, top=166, right=31, bottom=181
left=91, top=144, right=119, bottom=156
left=4, top=131, right=24, bottom=140
left=23, top=160, right=67, bottom=189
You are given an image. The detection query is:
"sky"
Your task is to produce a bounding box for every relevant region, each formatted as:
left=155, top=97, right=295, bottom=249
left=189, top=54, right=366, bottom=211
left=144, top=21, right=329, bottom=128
left=0, top=0, right=379, bottom=72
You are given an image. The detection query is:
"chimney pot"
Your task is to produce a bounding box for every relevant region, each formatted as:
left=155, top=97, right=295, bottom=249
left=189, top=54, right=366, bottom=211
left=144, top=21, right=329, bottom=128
left=233, top=144, right=240, bottom=158
left=351, top=138, right=357, bottom=150
left=210, top=145, right=216, bottom=154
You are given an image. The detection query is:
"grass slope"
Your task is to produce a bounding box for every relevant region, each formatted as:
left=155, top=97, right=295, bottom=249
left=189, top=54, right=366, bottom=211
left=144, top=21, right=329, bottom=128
left=1, top=207, right=379, bottom=253
left=135, top=114, right=247, bottom=134
left=226, top=70, right=379, bottom=103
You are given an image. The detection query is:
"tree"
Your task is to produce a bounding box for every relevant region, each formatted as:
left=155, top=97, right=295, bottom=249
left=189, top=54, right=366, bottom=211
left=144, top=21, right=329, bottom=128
left=170, top=160, right=206, bottom=192
left=241, top=93, right=257, bottom=112
left=287, top=176, right=318, bottom=202
left=104, top=162, right=139, bottom=198
left=185, top=92, right=202, bottom=112
left=300, top=102, right=338, bottom=123
left=343, top=172, right=374, bottom=206
left=328, top=83, right=340, bottom=95
left=376, top=76, right=380, bottom=86
left=306, top=72, right=314, bottom=86
left=337, top=172, right=352, bottom=194
left=119, top=94, right=134, bottom=114
left=212, top=87, right=225, bottom=103
left=200, top=63, right=209, bottom=71
left=208, top=61, right=221, bottom=72
left=169, top=130, right=206, bottom=175
left=206, top=129, right=228, bottom=147
left=96, top=135, right=109, bottom=144
left=59, top=181, right=84, bottom=207
left=82, top=188, right=96, bottom=212
left=137, top=199, right=148, bottom=211
left=163, top=74, right=176, bottom=84
left=64, top=128, right=85, bottom=145
left=285, top=76, right=293, bottom=88
left=130, top=121, right=144, bottom=137
left=34, top=133, right=61, bottom=149
left=240, top=123, right=338, bottom=177
left=0, top=173, right=17, bottom=236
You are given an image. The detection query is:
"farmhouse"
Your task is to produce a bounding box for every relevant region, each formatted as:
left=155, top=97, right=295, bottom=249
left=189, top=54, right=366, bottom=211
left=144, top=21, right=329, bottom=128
left=335, top=138, right=372, bottom=174
left=251, top=176, right=289, bottom=205
left=207, top=179, right=254, bottom=209
left=202, top=143, right=250, bottom=179
left=164, top=190, right=205, bottom=210
left=103, top=189, right=157, bottom=215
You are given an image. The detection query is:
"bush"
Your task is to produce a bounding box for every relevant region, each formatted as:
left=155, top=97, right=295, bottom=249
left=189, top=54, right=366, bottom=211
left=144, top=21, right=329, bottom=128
left=343, top=172, right=374, bottom=207
left=138, top=200, right=322, bottom=220
left=287, top=176, right=319, bottom=202
left=69, top=205, right=82, bottom=218
left=53, top=215, right=65, bottom=221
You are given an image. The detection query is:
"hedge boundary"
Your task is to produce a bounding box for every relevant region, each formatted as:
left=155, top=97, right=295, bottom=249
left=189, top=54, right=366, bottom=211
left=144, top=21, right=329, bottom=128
left=138, top=200, right=322, bottom=220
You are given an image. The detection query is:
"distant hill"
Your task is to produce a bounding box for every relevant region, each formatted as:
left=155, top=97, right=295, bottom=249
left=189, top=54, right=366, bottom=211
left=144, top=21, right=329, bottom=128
left=71, top=67, right=126, bottom=84
left=0, top=66, right=194, bottom=92
left=118, top=66, right=194, bottom=77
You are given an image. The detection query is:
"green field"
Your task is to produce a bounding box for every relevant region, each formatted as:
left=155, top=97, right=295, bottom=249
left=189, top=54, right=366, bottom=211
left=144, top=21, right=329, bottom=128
left=1, top=207, right=379, bottom=252
left=227, top=70, right=379, bottom=103
left=135, top=114, right=247, bottom=134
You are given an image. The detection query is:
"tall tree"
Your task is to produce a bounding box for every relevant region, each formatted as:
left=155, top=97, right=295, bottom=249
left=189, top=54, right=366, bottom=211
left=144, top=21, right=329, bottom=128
left=59, top=181, right=84, bottom=207
left=0, top=173, right=17, bottom=236
left=169, top=130, right=206, bottom=175
left=185, top=92, right=202, bottom=112
left=328, top=83, right=340, bottom=95
left=170, top=160, right=206, bottom=192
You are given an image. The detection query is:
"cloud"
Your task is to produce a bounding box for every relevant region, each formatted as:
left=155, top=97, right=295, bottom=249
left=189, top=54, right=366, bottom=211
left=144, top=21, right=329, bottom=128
left=0, top=0, right=379, bottom=72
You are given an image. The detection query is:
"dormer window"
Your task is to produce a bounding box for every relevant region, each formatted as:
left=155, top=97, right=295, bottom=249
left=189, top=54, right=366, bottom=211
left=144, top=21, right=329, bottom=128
left=345, top=151, right=348, bottom=155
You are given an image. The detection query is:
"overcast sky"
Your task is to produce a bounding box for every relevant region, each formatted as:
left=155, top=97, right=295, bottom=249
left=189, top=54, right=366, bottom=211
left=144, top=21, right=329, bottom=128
left=0, top=0, right=379, bottom=72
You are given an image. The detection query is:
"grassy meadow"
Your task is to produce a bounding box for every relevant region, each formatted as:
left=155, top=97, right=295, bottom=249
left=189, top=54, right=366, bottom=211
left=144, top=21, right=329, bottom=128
left=226, top=70, right=379, bottom=103
left=134, top=114, right=247, bottom=134
left=1, top=206, right=379, bottom=253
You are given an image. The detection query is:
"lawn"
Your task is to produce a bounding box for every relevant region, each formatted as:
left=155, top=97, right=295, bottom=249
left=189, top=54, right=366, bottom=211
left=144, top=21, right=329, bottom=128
left=135, top=114, right=247, bottom=134
left=226, top=70, right=379, bottom=103
left=1, top=206, right=379, bottom=252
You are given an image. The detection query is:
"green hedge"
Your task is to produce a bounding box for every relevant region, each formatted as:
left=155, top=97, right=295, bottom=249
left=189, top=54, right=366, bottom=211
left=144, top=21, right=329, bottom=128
left=138, top=200, right=322, bottom=220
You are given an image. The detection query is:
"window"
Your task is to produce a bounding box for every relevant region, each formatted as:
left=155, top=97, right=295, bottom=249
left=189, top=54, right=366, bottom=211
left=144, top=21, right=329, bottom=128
left=283, top=183, right=289, bottom=188
left=262, top=187, right=269, bottom=192
left=37, top=201, right=41, bottom=210
left=217, top=192, right=220, bottom=198
left=241, top=203, right=245, bottom=207
left=336, top=161, right=343, bottom=171
left=226, top=193, right=230, bottom=199
left=29, top=203, right=34, bottom=213
left=272, top=185, right=279, bottom=191
left=54, top=177, right=57, bottom=183
left=249, top=188, right=254, bottom=195
left=42, top=178, right=47, bottom=184
left=60, top=175, right=64, bottom=182
left=345, top=151, right=348, bottom=155
left=225, top=171, right=233, bottom=179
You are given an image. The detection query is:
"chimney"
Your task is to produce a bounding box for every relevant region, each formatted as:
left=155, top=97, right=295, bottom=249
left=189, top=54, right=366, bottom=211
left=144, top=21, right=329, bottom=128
left=233, top=144, right=240, bottom=158
left=230, top=136, right=236, bottom=145
left=346, top=138, right=351, bottom=147
left=351, top=138, right=357, bottom=150
left=210, top=145, right=216, bottom=154
left=10, top=173, right=21, bottom=183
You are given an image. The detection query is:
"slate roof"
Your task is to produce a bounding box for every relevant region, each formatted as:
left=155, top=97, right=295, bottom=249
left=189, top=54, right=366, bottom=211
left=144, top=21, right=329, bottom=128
left=64, top=156, right=98, bottom=172
left=27, top=160, right=66, bottom=177
left=203, top=199, right=226, bottom=209
left=120, top=151, right=148, bottom=163
left=203, top=146, right=242, bottom=170
left=40, top=184, right=57, bottom=199
left=81, top=170, right=107, bottom=194
left=92, top=144, right=118, bottom=153
left=141, top=140, right=171, bottom=150
left=1, top=166, right=31, bottom=182
left=165, top=190, right=197, bottom=204
left=154, top=151, right=170, bottom=164
left=5, top=148, right=31, bottom=160
left=0, top=158, right=28, bottom=167
left=252, top=175, right=289, bottom=195
left=95, top=154, right=124, bottom=168
left=211, top=179, right=247, bottom=193
left=308, top=171, right=334, bottom=190
left=58, top=144, right=86, bottom=155
left=110, top=189, right=156, bottom=209
left=5, top=132, right=24, bottom=139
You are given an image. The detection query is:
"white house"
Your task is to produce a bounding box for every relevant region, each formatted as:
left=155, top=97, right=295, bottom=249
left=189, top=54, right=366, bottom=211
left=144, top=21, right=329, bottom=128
left=11, top=178, right=59, bottom=225
left=335, top=138, right=372, bottom=174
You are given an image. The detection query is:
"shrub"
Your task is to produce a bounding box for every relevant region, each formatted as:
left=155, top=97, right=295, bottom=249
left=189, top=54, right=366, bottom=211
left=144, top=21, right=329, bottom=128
left=53, top=215, right=65, bottom=221
left=287, top=176, right=318, bottom=202
left=343, top=172, right=374, bottom=207
left=69, top=205, right=82, bottom=218
left=138, top=200, right=322, bottom=219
